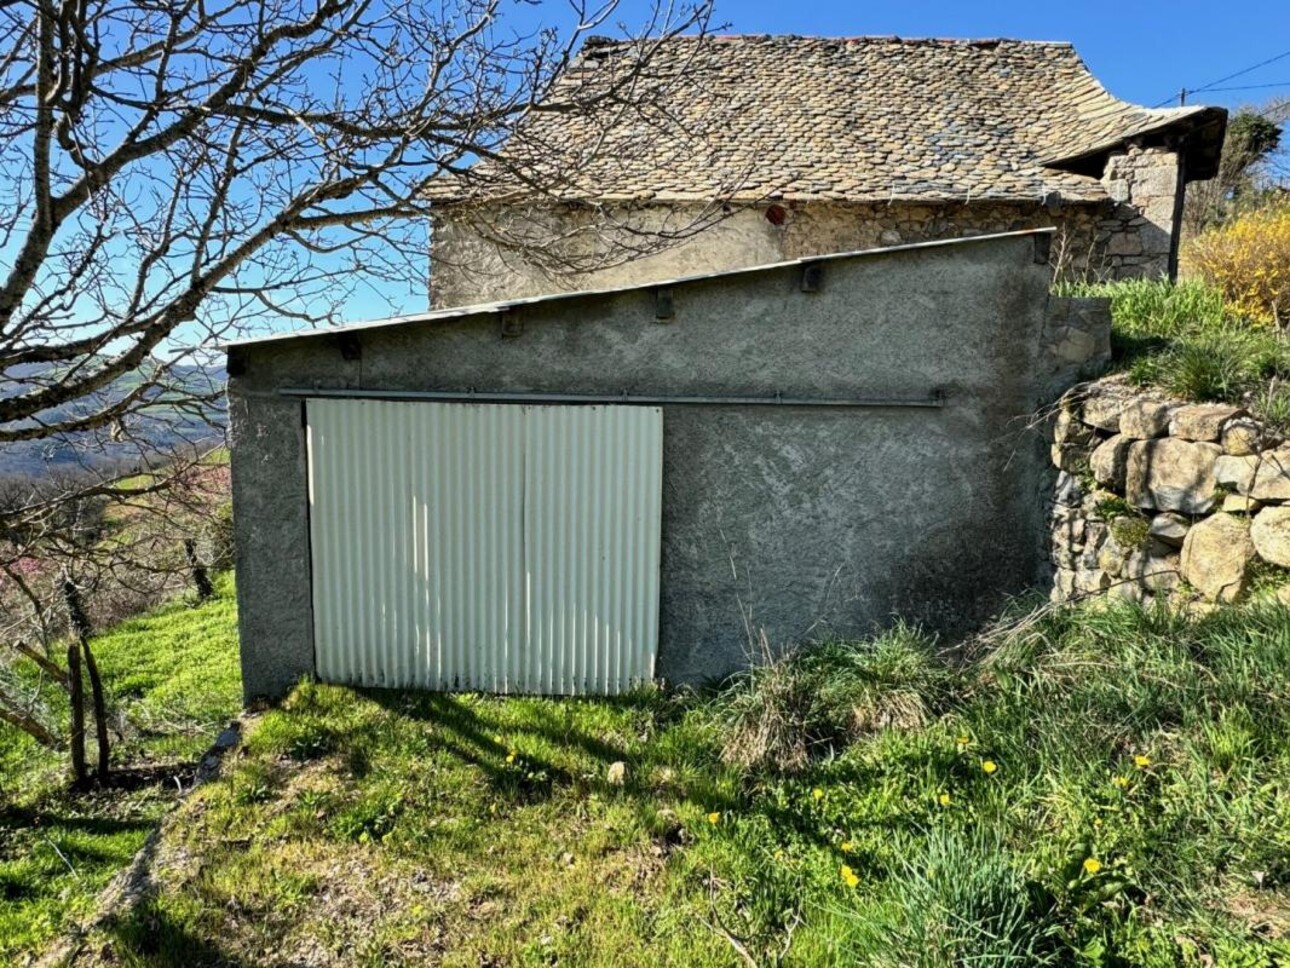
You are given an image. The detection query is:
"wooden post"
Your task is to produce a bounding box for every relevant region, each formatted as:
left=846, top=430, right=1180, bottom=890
left=61, top=576, right=109, bottom=783
left=67, top=640, right=86, bottom=787
left=82, top=641, right=109, bottom=780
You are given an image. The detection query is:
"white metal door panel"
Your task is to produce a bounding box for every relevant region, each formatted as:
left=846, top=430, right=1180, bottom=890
left=525, top=405, right=663, bottom=694
left=305, top=398, right=661, bottom=694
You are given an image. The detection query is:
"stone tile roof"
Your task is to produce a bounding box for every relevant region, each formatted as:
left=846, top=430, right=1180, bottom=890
left=434, top=35, right=1225, bottom=207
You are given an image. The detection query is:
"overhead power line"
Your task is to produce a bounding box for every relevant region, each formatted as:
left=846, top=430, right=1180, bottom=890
left=1153, top=47, right=1290, bottom=106
left=1200, top=82, right=1290, bottom=94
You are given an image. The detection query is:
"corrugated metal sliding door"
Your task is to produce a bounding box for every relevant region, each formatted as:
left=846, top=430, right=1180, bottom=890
left=305, top=398, right=662, bottom=695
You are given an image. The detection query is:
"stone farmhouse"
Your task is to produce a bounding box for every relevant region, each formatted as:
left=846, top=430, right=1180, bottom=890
left=428, top=35, right=1227, bottom=307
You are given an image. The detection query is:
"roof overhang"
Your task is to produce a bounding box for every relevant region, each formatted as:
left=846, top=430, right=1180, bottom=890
left=1043, top=105, right=1228, bottom=182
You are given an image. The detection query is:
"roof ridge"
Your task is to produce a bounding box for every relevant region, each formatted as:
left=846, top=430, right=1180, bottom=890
left=581, top=34, right=1076, bottom=49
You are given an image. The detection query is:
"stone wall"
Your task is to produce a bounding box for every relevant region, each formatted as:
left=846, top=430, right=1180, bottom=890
left=1098, top=145, right=1185, bottom=280
left=429, top=169, right=1177, bottom=308
left=1049, top=377, right=1290, bottom=608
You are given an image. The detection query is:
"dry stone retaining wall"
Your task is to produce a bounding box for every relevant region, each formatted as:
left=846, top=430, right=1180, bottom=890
left=1050, top=377, right=1290, bottom=608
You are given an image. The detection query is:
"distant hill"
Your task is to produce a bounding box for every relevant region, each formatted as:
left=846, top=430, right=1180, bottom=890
left=0, top=363, right=226, bottom=480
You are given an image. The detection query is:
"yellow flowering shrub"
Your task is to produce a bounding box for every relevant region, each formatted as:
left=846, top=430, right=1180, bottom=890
left=1185, top=205, right=1290, bottom=325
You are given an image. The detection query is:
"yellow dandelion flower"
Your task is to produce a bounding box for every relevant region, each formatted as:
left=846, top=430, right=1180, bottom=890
left=493, top=734, right=504, bottom=745
left=1093, top=817, right=1103, bottom=828
left=938, top=792, right=951, bottom=806
left=707, top=811, right=720, bottom=825
left=840, top=840, right=854, bottom=853
left=840, top=865, right=859, bottom=888
left=955, top=735, right=970, bottom=747
left=981, top=760, right=998, bottom=774
left=1111, top=775, right=1129, bottom=789
left=1083, top=857, right=1103, bottom=875
left=506, top=752, right=516, bottom=764
left=1133, top=754, right=1151, bottom=768
left=812, top=787, right=824, bottom=801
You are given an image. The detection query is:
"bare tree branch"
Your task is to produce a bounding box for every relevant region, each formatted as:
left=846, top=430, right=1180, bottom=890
left=0, top=0, right=719, bottom=766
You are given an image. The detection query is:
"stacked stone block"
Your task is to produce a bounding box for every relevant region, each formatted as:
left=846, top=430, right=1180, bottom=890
left=1050, top=377, right=1290, bottom=606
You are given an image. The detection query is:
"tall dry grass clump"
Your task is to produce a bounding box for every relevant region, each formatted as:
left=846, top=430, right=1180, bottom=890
left=714, top=624, right=952, bottom=774
left=1185, top=205, right=1290, bottom=327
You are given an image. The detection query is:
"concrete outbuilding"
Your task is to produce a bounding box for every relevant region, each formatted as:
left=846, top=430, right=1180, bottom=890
left=227, top=230, right=1109, bottom=700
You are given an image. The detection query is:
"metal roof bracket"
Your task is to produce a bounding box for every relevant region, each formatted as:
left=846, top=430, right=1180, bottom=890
left=800, top=263, right=823, bottom=293
left=655, top=287, right=675, bottom=321
left=500, top=308, right=523, bottom=338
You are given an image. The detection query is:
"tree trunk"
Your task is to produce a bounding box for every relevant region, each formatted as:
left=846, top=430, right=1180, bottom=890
left=60, top=576, right=109, bottom=781
left=81, top=639, right=110, bottom=780
left=184, top=537, right=213, bottom=601
left=67, top=640, right=86, bottom=787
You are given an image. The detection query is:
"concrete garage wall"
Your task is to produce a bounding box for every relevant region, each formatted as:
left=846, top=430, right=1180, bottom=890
left=228, top=231, right=1109, bottom=699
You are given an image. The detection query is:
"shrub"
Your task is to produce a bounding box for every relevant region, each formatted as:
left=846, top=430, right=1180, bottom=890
left=1186, top=205, right=1290, bottom=326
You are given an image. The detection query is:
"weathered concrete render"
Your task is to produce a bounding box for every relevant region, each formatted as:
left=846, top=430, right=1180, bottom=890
left=429, top=144, right=1189, bottom=309
left=229, top=231, right=1108, bottom=699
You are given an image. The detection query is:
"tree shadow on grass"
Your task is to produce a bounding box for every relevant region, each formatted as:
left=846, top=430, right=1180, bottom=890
left=102, top=897, right=251, bottom=968
left=357, top=686, right=742, bottom=821
left=0, top=804, right=156, bottom=839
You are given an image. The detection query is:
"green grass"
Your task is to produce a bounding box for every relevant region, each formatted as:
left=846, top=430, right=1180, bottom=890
left=78, top=599, right=1290, bottom=967
left=0, top=574, right=241, bottom=962
left=1057, top=278, right=1290, bottom=419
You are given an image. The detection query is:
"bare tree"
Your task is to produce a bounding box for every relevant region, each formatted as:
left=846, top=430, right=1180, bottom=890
left=0, top=0, right=717, bottom=768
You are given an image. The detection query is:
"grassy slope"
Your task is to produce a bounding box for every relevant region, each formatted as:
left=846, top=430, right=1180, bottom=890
left=75, top=600, right=1290, bottom=968
left=1060, top=278, right=1290, bottom=417
left=0, top=574, right=241, bottom=962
